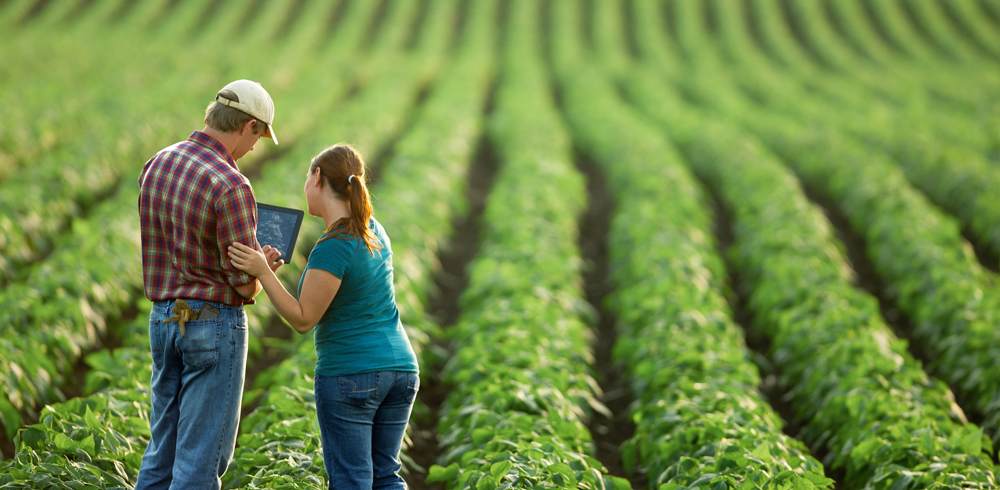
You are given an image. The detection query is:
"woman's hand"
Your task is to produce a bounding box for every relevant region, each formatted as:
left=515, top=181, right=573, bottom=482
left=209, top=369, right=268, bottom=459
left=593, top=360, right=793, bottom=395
left=229, top=243, right=285, bottom=277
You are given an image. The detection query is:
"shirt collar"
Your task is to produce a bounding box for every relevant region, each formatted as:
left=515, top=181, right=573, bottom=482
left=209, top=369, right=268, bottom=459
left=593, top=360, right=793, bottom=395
left=188, top=131, right=239, bottom=171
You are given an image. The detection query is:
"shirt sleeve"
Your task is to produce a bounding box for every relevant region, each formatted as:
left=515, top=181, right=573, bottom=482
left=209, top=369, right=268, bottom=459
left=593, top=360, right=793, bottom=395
left=307, top=237, right=353, bottom=280
left=216, top=182, right=259, bottom=288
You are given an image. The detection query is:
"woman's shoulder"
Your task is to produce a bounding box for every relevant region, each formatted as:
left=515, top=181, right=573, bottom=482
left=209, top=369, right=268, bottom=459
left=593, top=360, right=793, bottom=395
left=313, top=230, right=357, bottom=254
left=307, top=231, right=357, bottom=276
left=370, top=217, right=390, bottom=245
left=312, top=219, right=388, bottom=253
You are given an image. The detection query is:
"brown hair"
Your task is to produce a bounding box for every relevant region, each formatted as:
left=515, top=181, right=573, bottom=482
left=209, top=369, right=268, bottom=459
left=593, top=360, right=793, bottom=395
left=204, top=99, right=268, bottom=136
left=311, top=144, right=382, bottom=255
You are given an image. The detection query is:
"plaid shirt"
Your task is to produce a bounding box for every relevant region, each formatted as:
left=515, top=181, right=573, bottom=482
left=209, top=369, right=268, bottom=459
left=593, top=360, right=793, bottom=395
left=138, top=131, right=260, bottom=306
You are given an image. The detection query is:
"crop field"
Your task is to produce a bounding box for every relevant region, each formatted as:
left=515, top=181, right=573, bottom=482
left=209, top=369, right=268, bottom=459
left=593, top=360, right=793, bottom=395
left=0, top=0, right=998, bottom=488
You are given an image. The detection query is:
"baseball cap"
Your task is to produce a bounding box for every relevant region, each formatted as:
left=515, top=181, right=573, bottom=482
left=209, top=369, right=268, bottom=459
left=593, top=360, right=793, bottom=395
left=214, top=79, right=278, bottom=145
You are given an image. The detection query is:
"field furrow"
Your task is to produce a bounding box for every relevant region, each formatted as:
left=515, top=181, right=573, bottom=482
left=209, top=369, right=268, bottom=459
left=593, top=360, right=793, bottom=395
left=1, top=1, right=996, bottom=487
left=426, top=2, right=627, bottom=489
left=699, top=0, right=1000, bottom=277
left=623, top=69, right=998, bottom=489
left=614, top=2, right=998, bottom=487
left=656, top=0, right=1000, bottom=447
left=553, top=2, right=833, bottom=488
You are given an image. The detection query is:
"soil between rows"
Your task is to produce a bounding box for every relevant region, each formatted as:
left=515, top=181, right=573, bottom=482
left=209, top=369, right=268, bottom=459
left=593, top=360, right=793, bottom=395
left=799, top=184, right=986, bottom=430
left=702, top=186, right=804, bottom=440
left=238, top=314, right=294, bottom=423
left=962, top=228, right=1000, bottom=274
left=405, top=134, right=499, bottom=490
left=0, top=429, right=10, bottom=461
left=700, top=181, right=846, bottom=487
left=574, top=154, right=645, bottom=490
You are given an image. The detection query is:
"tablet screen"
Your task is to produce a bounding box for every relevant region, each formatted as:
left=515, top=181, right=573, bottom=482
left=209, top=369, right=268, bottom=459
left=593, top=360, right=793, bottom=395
left=256, top=203, right=305, bottom=262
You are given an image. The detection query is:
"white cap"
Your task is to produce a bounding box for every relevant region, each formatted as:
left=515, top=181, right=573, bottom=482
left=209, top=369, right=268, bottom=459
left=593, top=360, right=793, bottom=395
left=215, top=79, right=278, bottom=145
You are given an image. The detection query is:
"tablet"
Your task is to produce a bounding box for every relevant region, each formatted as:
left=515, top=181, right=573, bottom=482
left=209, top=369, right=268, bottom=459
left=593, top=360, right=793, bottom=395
left=256, top=202, right=304, bottom=263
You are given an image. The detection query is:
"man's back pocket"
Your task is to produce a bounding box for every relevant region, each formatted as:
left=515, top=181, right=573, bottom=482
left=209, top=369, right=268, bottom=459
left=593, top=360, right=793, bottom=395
left=177, top=319, right=221, bottom=369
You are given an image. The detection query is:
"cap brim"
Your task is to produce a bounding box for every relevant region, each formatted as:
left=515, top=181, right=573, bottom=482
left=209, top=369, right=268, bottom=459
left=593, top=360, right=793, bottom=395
left=263, top=125, right=278, bottom=145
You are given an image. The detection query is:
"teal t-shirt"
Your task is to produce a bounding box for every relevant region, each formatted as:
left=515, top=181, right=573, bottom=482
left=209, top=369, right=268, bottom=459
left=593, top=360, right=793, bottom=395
left=297, top=217, right=418, bottom=377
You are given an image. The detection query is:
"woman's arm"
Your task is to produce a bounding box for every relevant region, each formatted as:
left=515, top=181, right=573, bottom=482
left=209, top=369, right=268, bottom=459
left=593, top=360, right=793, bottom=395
left=228, top=242, right=341, bottom=334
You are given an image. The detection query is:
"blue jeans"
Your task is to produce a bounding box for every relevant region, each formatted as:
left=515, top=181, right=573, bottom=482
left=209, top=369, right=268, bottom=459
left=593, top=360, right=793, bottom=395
left=315, top=371, right=419, bottom=490
left=135, top=299, right=248, bottom=490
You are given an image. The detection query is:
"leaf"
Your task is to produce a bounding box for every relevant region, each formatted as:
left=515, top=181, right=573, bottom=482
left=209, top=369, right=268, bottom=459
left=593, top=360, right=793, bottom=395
left=54, top=432, right=79, bottom=452
left=7, top=468, right=30, bottom=481
left=83, top=406, right=101, bottom=429
left=427, top=463, right=459, bottom=483
left=491, top=461, right=513, bottom=481
left=850, top=438, right=881, bottom=466
left=31, top=474, right=55, bottom=487
left=920, top=430, right=936, bottom=455
left=607, top=475, right=632, bottom=490
left=887, top=473, right=913, bottom=490
left=252, top=453, right=271, bottom=466
left=79, top=434, right=96, bottom=457
left=0, top=398, right=22, bottom=439
left=19, top=427, right=47, bottom=450
left=621, top=440, right=637, bottom=476
left=803, top=472, right=834, bottom=488
left=844, top=394, right=863, bottom=417
left=960, top=427, right=983, bottom=455
left=688, top=473, right=718, bottom=488
left=547, top=463, right=577, bottom=485
left=477, top=475, right=498, bottom=490
left=472, top=428, right=494, bottom=444
left=751, top=442, right=770, bottom=462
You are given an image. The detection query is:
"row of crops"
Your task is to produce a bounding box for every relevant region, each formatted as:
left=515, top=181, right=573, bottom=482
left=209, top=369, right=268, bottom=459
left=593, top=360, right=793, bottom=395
left=1, top=0, right=998, bottom=488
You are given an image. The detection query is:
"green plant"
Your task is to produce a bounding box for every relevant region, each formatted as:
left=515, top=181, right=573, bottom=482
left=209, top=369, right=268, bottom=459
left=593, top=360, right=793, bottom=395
left=225, top=0, right=473, bottom=484
left=426, top=2, right=624, bottom=489
left=620, top=65, right=997, bottom=488
left=551, top=3, right=830, bottom=488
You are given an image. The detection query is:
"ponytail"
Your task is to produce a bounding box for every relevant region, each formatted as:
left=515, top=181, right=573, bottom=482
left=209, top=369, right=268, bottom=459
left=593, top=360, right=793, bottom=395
left=311, top=144, right=382, bottom=256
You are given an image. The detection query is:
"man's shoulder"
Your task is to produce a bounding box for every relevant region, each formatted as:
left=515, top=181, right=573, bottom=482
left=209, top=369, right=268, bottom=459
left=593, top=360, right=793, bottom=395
left=153, top=140, right=251, bottom=192
left=149, top=140, right=187, bottom=161
left=148, top=140, right=213, bottom=170
left=156, top=139, right=221, bottom=166
left=207, top=161, right=252, bottom=191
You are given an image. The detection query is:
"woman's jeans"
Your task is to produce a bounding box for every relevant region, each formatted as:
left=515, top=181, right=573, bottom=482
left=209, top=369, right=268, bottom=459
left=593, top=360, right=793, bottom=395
left=315, top=371, right=419, bottom=490
left=135, top=299, right=248, bottom=490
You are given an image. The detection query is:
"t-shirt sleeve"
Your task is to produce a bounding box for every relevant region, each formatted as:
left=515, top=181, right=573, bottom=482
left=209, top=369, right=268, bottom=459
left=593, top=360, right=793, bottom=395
left=216, top=182, right=260, bottom=288
left=307, top=237, right=353, bottom=280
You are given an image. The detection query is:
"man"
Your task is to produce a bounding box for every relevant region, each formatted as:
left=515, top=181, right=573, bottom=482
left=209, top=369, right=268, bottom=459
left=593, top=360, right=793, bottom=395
left=135, top=80, right=284, bottom=489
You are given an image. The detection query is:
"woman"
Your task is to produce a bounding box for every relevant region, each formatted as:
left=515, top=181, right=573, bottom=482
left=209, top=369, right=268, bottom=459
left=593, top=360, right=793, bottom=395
left=227, top=144, right=419, bottom=490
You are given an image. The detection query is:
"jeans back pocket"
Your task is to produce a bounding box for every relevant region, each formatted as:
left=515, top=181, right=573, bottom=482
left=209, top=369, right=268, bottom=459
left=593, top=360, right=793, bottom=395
left=404, top=373, right=420, bottom=405
left=338, top=372, right=381, bottom=407
left=178, top=319, right=221, bottom=369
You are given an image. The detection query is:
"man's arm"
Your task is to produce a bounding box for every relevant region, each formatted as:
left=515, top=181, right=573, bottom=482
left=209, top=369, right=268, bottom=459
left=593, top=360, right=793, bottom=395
left=216, top=182, right=261, bottom=297
left=233, top=279, right=262, bottom=299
